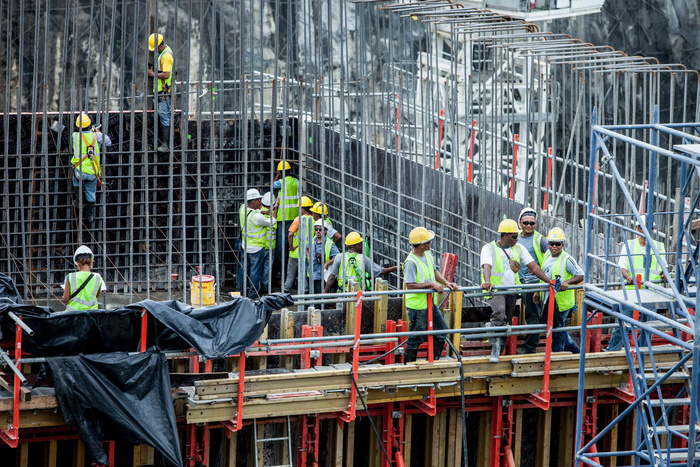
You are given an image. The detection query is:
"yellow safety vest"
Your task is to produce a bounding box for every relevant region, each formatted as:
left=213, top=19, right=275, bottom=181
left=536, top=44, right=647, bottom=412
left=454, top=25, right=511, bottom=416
left=71, top=131, right=101, bottom=177
left=337, top=253, right=373, bottom=291
left=624, top=239, right=665, bottom=289
left=239, top=204, right=267, bottom=248
left=403, top=251, right=437, bottom=309
left=532, top=231, right=546, bottom=265
left=289, top=214, right=314, bottom=259
left=542, top=251, right=575, bottom=311
left=480, top=241, right=522, bottom=289
left=154, top=45, right=174, bottom=93
left=66, top=271, right=102, bottom=311
left=276, top=176, right=299, bottom=221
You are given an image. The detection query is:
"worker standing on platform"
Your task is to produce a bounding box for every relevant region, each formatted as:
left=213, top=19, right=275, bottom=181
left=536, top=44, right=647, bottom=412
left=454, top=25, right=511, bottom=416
left=403, top=226, right=458, bottom=363
left=534, top=228, right=583, bottom=353
left=307, top=219, right=340, bottom=294
left=260, top=192, right=279, bottom=295
left=480, top=219, right=550, bottom=363
left=324, top=232, right=398, bottom=293
left=237, top=189, right=276, bottom=299
left=606, top=220, right=667, bottom=351
left=517, top=207, right=549, bottom=354
left=310, top=202, right=342, bottom=244
left=273, top=161, right=299, bottom=268
left=62, top=245, right=106, bottom=311
left=71, top=113, right=102, bottom=225
left=147, top=33, right=174, bottom=153
left=284, top=196, right=314, bottom=294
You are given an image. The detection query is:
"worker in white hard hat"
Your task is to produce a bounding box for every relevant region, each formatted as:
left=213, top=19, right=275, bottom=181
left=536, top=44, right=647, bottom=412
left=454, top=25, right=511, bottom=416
left=324, top=232, right=398, bottom=293
left=306, top=219, right=339, bottom=294
left=480, top=219, right=550, bottom=363
left=273, top=161, right=300, bottom=269
left=147, top=33, right=174, bottom=153
left=606, top=219, right=666, bottom=351
left=533, top=227, right=583, bottom=353
left=260, top=192, right=279, bottom=294
left=402, top=226, right=458, bottom=364
left=71, top=113, right=103, bottom=225
left=516, top=207, right=549, bottom=354
left=61, top=245, right=106, bottom=311
left=237, top=188, right=276, bottom=299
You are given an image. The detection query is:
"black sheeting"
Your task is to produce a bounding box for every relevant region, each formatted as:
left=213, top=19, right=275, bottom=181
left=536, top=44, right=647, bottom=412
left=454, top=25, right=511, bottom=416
left=47, top=352, right=182, bottom=467
left=0, top=272, right=23, bottom=304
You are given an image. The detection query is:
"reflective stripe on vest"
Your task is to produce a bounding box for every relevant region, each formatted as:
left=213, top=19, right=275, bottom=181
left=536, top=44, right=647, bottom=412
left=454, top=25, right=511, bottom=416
left=544, top=251, right=575, bottom=311
left=289, top=215, right=314, bottom=259
left=72, top=131, right=101, bottom=176
left=155, top=45, right=174, bottom=93
left=337, top=253, right=372, bottom=291
left=625, top=238, right=665, bottom=289
left=239, top=204, right=267, bottom=248
left=262, top=219, right=276, bottom=250
left=480, top=242, right=522, bottom=286
left=403, top=251, right=436, bottom=309
left=65, top=271, right=101, bottom=311
left=532, top=231, right=545, bottom=265
left=277, top=176, right=299, bottom=221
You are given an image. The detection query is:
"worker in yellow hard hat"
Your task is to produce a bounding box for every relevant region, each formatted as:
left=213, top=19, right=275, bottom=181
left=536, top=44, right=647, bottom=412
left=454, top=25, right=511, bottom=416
left=533, top=227, right=583, bottom=353
left=147, top=33, right=174, bottom=153
left=324, top=232, right=398, bottom=293
left=273, top=160, right=300, bottom=272
left=307, top=219, right=340, bottom=294
left=480, top=218, right=550, bottom=363
left=71, top=112, right=104, bottom=225
left=310, top=202, right=342, bottom=243
left=402, top=226, right=459, bottom=363
left=284, top=195, right=315, bottom=293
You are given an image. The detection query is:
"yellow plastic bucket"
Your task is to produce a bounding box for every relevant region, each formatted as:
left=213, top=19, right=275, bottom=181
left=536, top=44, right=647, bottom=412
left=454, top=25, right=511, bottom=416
left=191, top=275, right=216, bottom=307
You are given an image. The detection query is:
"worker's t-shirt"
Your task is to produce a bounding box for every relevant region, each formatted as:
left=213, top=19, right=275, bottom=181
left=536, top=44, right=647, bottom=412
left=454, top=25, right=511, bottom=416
left=541, top=253, right=583, bottom=279
left=480, top=243, right=534, bottom=286
left=330, top=253, right=383, bottom=278
left=307, top=239, right=340, bottom=280
left=403, top=254, right=434, bottom=284
left=517, top=234, right=548, bottom=283
left=160, top=52, right=173, bottom=73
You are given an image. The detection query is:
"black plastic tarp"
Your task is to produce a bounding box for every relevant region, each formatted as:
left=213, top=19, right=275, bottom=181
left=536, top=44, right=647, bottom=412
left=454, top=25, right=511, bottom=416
left=0, top=272, right=23, bottom=304
left=47, top=351, right=182, bottom=467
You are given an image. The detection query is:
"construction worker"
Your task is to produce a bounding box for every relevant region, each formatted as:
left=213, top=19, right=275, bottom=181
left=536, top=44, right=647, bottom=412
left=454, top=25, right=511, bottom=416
left=62, top=245, right=105, bottom=311
left=310, top=202, right=342, bottom=243
left=71, top=113, right=102, bottom=225
left=147, top=33, right=174, bottom=153
left=480, top=219, right=550, bottom=363
left=517, top=207, right=549, bottom=354
left=324, top=232, right=398, bottom=293
left=273, top=161, right=299, bottom=265
left=260, top=192, right=279, bottom=294
left=403, top=227, right=458, bottom=363
left=237, top=189, right=276, bottom=299
left=307, top=219, right=339, bottom=294
left=533, top=228, right=583, bottom=353
left=606, top=220, right=667, bottom=351
left=284, top=195, right=315, bottom=293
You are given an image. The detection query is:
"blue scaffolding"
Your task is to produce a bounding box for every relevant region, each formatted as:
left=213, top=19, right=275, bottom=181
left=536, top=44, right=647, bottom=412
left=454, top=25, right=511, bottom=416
left=575, top=107, right=700, bottom=466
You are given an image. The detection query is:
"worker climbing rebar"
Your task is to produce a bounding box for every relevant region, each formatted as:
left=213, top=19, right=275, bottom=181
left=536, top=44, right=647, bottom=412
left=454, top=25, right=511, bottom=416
left=273, top=161, right=300, bottom=269
left=147, top=33, right=174, bottom=153
left=71, top=113, right=103, bottom=226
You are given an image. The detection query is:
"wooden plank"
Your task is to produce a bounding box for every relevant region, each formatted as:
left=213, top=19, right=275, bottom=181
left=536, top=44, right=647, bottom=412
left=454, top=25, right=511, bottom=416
left=346, top=283, right=359, bottom=335
left=74, top=440, right=86, bottom=467
left=308, top=306, right=322, bottom=328
left=446, top=408, right=457, bottom=467
left=429, top=413, right=440, bottom=467
left=450, top=291, right=463, bottom=355
left=558, top=407, right=575, bottom=467
left=280, top=309, right=294, bottom=369
left=253, top=325, right=269, bottom=371
left=330, top=418, right=344, bottom=467
left=133, top=445, right=142, bottom=466
left=140, top=445, right=155, bottom=465
left=536, top=409, right=552, bottom=467
left=256, top=423, right=265, bottom=466
left=477, top=411, right=492, bottom=467
left=438, top=409, right=447, bottom=467
left=47, top=439, right=58, bottom=467
left=344, top=421, right=355, bottom=467
left=404, top=414, right=413, bottom=467
left=609, top=404, right=619, bottom=467
left=370, top=416, right=382, bottom=467
left=374, top=280, right=389, bottom=334
left=454, top=409, right=463, bottom=467
left=19, top=442, right=29, bottom=467
left=227, top=430, right=237, bottom=467
left=514, top=409, right=523, bottom=467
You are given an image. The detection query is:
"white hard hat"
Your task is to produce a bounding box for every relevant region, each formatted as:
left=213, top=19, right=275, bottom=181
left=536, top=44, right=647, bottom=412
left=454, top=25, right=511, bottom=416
left=313, top=219, right=331, bottom=230
left=518, top=206, right=537, bottom=222
left=261, top=192, right=273, bottom=207
left=634, top=219, right=656, bottom=229
left=74, top=245, right=94, bottom=263
left=246, top=188, right=263, bottom=201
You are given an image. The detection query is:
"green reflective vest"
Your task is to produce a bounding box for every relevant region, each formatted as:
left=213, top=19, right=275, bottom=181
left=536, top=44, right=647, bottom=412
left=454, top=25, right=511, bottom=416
left=239, top=204, right=267, bottom=248
left=532, top=231, right=546, bottom=265
left=403, top=251, right=437, bottom=309
left=542, top=251, right=575, bottom=311
left=289, top=214, right=314, bottom=259
left=262, top=216, right=276, bottom=250
left=276, top=176, right=299, bottom=221
left=480, top=241, right=522, bottom=290
left=71, top=131, right=101, bottom=176
left=66, top=271, right=102, bottom=311
left=337, top=253, right=373, bottom=291
left=624, top=238, right=665, bottom=289
left=308, top=238, right=333, bottom=278
left=154, top=45, right=174, bottom=93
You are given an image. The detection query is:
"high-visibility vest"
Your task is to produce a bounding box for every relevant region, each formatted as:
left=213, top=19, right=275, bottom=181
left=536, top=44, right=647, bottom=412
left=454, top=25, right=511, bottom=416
left=480, top=241, right=522, bottom=290
left=276, top=176, right=299, bottom=221
left=154, top=45, right=174, bottom=93
left=71, top=131, right=101, bottom=177
left=532, top=231, right=546, bottom=265
left=337, top=253, right=373, bottom=291
left=65, top=271, right=102, bottom=311
left=239, top=204, right=267, bottom=248
left=308, top=238, right=333, bottom=277
left=403, top=251, right=437, bottom=309
left=542, top=251, right=576, bottom=311
left=624, top=238, right=665, bottom=289
left=262, top=218, right=277, bottom=250
left=289, top=214, right=314, bottom=259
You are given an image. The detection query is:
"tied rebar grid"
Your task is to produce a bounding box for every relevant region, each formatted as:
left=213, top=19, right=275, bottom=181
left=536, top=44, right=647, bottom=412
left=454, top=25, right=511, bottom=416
left=0, top=0, right=698, bottom=304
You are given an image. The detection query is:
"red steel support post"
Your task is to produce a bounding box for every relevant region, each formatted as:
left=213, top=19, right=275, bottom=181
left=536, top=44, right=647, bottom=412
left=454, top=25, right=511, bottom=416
left=435, top=109, right=444, bottom=170
left=468, top=120, right=475, bottom=183
left=509, top=134, right=519, bottom=200
left=525, top=282, right=554, bottom=409
left=0, top=318, right=23, bottom=447
left=543, top=147, right=552, bottom=210
left=339, top=291, right=363, bottom=423
left=140, top=308, right=147, bottom=352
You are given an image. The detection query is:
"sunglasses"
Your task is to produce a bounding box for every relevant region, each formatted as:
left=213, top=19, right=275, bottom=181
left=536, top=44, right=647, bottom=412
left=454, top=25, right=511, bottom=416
left=548, top=242, right=563, bottom=247
left=508, top=233, right=519, bottom=239
left=314, top=227, right=323, bottom=231
left=521, top=221, right=536, bottom=226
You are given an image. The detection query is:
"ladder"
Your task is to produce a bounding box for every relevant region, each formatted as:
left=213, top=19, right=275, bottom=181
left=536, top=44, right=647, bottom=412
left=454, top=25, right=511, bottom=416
left=253, top=416, right=293, bottom=467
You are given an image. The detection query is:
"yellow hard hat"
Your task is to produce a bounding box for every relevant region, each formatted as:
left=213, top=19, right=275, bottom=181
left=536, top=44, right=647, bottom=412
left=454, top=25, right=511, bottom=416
left=148, top=33, right=164, bottom=51
left=497, top=219, right=521, bottom=234
left=546, top=227, right=566, bottom=242
left=409, top=226, right=435, bottom=245
left=345, top=232, right=363, bottom=246
left=300, top=196, right=313, bottom=208
left=75, top=113, right=91, bottom=128
left=277, top=161, right=291, bottom=171
left=311, top=202, right=328, bottom=215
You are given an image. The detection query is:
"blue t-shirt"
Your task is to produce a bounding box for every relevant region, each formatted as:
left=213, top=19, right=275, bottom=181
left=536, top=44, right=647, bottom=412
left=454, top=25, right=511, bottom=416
left=517, top=233, right=548, bottom=283
left=307, top=238, right=339, bottom=280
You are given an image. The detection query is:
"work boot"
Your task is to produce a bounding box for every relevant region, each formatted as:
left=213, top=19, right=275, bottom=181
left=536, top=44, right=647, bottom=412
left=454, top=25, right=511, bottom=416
left=404, top=349, right=417, bottom=364
left=157, top=123, right=170, bottom=153
left=85, top=203, right=95, bottom=224
left=489, top=338, right=502, bottom=363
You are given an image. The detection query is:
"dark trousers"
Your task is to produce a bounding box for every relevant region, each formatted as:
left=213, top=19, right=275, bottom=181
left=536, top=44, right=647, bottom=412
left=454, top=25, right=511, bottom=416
left=236, top=249, right=268, bottom=299
left=521, top=292, right=541, bottom=353
left=546, top=298, right=581, bottom=353
left=487, top=294, right=518, bottom=327
left=407, top=302, right=449, bottom=357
